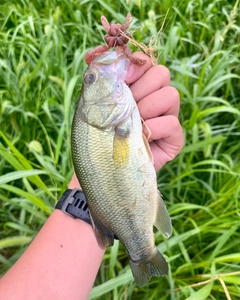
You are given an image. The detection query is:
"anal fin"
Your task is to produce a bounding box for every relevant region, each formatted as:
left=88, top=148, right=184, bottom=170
left=89, top=213, right=114, bottom=248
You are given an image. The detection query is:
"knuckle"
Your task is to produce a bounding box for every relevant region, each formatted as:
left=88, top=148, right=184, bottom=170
left=152, top=65, right=170, bottom=84
left=168, top=116, right=184, bottom=148
left=169, top=115, right=181, bottom=130
left=167, top=86, right=181, bottom=112
left=168, top=86, right=180, bottom=102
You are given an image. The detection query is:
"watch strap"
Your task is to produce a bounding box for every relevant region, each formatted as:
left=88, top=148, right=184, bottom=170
left=55, top=188, right=91, bottom=225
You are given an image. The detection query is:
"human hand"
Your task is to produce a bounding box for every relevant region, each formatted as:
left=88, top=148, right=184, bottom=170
left=125, top=52, right=184, bottom=172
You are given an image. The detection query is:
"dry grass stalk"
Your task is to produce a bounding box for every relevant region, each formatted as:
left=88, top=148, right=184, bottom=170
left=119, top=8, right=170, bottom=65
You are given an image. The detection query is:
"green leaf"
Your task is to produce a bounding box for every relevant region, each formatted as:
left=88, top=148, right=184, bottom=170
left=221, top=275, right=240, bottom=285
left=184, top=282, right=213, bottom=300
left=89, top=270, right=133, bottom=299
left=170, top=65, right=199, bottom=79
left=198, top=105, right=240, bottom=119
left=182, top=136, right=226, bottom=153
left=202, top=74, right=240, bottom=96
left=0, top=170, right=47, bottom=185
left=0, top=184, right=52, bottom=214
left=0, top=132, right=55, bottom=199
left=0, top=236, right=32, bottom=249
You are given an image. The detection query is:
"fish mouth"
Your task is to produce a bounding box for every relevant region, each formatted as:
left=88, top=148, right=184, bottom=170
left=93, top=51, right=124, bottom=65
left=92, top=51, right=130, bottom=82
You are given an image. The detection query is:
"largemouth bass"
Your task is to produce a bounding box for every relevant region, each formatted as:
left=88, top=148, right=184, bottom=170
left=71, top=50, right=172, bottom=287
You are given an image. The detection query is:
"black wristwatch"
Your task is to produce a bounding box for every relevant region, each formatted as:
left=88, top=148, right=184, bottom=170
left=55, top=188, right=91, bottom=225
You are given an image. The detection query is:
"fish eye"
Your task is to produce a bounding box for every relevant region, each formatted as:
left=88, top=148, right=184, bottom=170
left=84, top=73, right=95, bottom=84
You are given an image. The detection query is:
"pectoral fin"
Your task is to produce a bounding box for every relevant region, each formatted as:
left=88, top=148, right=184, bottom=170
left=113, top=134, right=129, bottom=168
left=113, top=121, right=131, bottom=168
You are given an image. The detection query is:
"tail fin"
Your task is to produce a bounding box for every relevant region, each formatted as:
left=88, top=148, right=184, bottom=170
left=129, top=250, right=168, bottom=288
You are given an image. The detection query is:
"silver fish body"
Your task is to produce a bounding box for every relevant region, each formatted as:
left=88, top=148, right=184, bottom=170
left=71, top=51, right=172, bottom=287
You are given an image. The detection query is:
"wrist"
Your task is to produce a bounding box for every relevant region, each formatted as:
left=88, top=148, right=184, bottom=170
left=68, top=173, right=81, bottom=189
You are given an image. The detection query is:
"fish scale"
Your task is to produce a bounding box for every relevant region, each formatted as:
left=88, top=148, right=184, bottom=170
left=71, top=51, right=172, bottom=287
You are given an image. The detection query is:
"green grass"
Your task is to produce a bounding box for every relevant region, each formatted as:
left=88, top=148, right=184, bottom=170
left=0, top=0, right=240, bottom=299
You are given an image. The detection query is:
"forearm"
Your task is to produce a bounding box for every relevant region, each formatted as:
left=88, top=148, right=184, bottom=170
left=0, top=209, right=105, bottom=300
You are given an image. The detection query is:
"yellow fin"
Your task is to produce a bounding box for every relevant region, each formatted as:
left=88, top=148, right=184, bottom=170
left=142, top=133, right=154, bottom=164
left=113, top=134, right=129, bottom=168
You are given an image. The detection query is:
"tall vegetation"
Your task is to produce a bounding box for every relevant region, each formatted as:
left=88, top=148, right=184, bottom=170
left=0, top=0, right=239, bottom=299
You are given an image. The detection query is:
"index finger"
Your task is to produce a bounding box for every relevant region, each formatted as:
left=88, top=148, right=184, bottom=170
left=125, top=52, right=153, bottom=84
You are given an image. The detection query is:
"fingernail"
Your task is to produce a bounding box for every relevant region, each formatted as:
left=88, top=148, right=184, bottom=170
left=126, top=64, right=134, bottom=82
